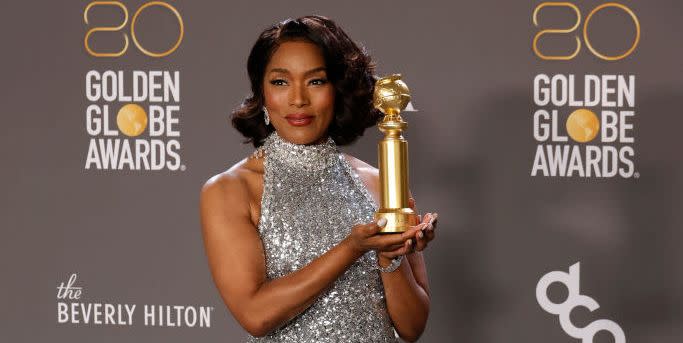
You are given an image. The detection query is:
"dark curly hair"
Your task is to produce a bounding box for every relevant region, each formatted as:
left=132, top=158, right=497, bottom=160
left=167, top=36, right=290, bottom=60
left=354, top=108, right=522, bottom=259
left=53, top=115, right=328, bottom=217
left=231, top=15, right=382, bottom=147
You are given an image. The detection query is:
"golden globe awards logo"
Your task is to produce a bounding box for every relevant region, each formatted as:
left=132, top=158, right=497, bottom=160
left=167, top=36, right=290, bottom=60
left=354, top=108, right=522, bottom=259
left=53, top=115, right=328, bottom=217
left=83, top=1, right=185, bottom=171
left=531, top=74, right=636, bottom=178
left=84, top=70, right=183, bottom=171
left=530, top=2, right=640, bottom=179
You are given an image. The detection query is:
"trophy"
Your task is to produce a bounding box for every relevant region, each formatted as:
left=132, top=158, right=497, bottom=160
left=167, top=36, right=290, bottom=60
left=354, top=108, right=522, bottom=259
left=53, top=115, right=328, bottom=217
left=373, top=74, right=419, bottom=233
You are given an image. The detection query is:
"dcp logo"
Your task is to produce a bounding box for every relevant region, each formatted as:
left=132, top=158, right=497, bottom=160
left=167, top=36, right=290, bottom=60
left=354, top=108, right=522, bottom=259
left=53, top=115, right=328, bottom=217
left=536, top=262, right=625, bottom=343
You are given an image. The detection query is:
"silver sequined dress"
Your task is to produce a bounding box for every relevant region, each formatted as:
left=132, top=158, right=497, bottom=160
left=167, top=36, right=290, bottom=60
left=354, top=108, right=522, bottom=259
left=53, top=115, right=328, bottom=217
left=246, top=132, right=398, bottom=342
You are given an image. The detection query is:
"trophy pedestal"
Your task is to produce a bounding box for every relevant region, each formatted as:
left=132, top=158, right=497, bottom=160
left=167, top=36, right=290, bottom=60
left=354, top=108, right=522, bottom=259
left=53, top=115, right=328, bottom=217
left=375, top=209, right=418, bottom=233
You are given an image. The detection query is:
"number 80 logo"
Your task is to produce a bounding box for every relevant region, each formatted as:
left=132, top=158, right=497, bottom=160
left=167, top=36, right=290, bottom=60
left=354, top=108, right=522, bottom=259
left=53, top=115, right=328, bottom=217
left=84, top=1, right=184, bottom=58
left=532, top=2, right=640, bottom=61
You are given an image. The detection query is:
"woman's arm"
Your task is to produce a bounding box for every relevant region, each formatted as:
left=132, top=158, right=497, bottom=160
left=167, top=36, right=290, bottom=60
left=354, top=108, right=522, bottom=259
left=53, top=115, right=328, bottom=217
left=379, top=229, right=432, bottom=342
left=199, top=172, right=415, bottom=337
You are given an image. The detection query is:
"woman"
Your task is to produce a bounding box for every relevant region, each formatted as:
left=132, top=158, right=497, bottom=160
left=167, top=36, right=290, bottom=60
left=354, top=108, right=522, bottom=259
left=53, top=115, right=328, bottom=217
left=200, top=15, right=438, bottom=342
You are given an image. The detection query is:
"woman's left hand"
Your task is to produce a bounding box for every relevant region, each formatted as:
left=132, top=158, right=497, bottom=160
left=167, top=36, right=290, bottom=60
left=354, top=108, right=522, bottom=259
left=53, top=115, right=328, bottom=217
left=377, top=198, right=437, bottom=259
left=406, top=197, right=437, bottom=253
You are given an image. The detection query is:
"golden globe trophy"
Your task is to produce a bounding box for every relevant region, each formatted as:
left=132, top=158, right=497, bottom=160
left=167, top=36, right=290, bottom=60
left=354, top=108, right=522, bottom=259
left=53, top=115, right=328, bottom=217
left=373, top=74, right=419, bottom=233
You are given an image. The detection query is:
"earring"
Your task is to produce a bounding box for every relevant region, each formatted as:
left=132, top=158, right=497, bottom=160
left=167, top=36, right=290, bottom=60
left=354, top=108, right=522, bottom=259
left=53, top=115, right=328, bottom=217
left=263, top=106, right=270, bottom=125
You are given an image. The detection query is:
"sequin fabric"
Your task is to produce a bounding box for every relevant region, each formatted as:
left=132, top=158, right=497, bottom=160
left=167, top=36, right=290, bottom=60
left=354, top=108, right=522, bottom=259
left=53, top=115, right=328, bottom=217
left=246, top=132, right=398, bottom=343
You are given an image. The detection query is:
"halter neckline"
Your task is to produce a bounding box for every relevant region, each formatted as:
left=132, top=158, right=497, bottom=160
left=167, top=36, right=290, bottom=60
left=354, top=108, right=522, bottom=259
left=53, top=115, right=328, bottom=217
left=259, top=131, right=338, bottom=172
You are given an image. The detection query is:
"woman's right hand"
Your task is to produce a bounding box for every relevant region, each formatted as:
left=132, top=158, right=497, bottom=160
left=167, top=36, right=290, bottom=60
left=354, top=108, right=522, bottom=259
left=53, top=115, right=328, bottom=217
left=345, top=218, right=422, bottom=256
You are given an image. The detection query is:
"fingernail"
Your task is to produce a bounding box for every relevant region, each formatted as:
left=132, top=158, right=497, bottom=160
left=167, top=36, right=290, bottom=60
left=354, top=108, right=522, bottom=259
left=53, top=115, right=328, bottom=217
left=407, top=238, right=413, bottom=245
left=417, top=231, right=424, bottom=239
left=377, top=218, right=387, bottom=227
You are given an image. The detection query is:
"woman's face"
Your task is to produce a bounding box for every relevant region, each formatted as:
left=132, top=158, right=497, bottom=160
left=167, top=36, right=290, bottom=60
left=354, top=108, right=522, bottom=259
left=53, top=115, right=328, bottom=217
left=263, top=40, right=335, bottom=145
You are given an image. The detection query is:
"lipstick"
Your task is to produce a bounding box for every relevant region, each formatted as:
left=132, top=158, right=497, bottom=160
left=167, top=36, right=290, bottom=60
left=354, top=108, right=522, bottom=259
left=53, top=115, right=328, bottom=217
left=285, top=113, right=314, bottom=127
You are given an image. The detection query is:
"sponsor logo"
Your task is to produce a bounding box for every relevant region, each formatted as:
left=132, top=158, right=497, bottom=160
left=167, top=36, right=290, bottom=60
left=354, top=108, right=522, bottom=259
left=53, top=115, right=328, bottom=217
left=536, top=263, right=625, bottom=343
left=57, top=273, right=214, bottom=328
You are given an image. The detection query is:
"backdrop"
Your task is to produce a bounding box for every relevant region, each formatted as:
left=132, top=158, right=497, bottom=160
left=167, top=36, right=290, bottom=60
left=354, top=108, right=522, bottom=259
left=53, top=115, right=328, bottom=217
left=2, top=0, right=682, bottom=342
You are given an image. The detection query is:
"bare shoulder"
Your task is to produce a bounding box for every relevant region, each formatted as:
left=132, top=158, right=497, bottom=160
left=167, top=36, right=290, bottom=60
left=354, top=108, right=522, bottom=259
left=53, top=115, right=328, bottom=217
left=343, top=154, right=380, bottom=204
left=202, top=158, right=249, bottom=192
left=200, top=156, right=264, bottom=218
left=343, top=153, right=379, bottom=176
left=343, top=153, right=378, bottom=181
